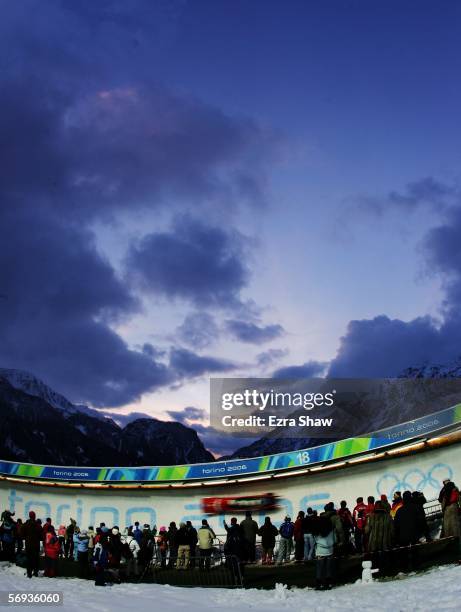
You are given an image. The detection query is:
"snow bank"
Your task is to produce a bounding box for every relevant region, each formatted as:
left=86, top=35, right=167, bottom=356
left=0, top=562, right=460, bottom=611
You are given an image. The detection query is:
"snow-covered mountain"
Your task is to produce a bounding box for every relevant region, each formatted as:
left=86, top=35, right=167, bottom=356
left=0, top=368, right=107, bottom=421
left=0, top=370, right=214, bottom=466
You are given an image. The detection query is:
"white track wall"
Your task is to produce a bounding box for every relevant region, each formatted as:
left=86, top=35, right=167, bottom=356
left=1, top=444, right=460, bottom=532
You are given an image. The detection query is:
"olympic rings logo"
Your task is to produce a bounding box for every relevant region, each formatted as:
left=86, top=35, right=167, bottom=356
left=376, top=463, right=453, bottom=497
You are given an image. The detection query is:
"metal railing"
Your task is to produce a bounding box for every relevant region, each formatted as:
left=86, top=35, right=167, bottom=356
left=138, top=553, right=244, bottom=588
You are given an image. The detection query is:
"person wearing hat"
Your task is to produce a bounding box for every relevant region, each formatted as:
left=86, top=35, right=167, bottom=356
left=20, top=511, right=43, bottom=578
left=156, top=526, right=169, bottom=568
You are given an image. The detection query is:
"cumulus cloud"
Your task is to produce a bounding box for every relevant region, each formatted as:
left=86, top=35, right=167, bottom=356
left=175, top=313, right=220, bottom=349
left=225, top=319, right=284, bottom=343
left=256, top=348, right=289, bottom=367
left=166, top=406, right=207, bottom=425
left=169, top=348, right=239, bottom=379
left=272, top=360, right=328, bottom=378
left=328, top=190, right=461, bottom=377
left=127, top=217, right=250, bottom=308
left=0, top=3, right=278, bottom=407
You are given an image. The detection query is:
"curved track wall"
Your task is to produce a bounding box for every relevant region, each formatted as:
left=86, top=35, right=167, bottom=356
left=1, top=441, right=459, bottom=532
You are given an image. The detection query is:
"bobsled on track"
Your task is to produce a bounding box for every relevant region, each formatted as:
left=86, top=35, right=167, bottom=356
left=201, top=492, right=280, bottom=514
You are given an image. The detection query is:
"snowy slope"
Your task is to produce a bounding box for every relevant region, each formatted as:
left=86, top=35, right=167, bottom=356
left=0, top=562, right=460, bottom=611
left=0, top=368, right=105, bottom=421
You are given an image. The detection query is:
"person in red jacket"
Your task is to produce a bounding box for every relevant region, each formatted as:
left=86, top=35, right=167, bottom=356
left=44, top=526, right=61, bottom=577
left=42, top=517, right=53, bottom=544
left=352, top=497, right=367, bottom=553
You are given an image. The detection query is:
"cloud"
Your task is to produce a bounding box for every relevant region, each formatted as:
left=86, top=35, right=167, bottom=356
left=0, top=209, right=173, bottom=407
left=225, top=319, right=284, bottom=343
left=351, top=177, right=461, bottom=218
left=328, top=201, right=461, bottom=377
left=176, top=313, right=220, bottom=349
left=256, top=348, right=289, bottom=367
left=272, top=360, right=328, bottom=379
left=166, top=406, right=207, bottom=425
left=169, top=348, right=239, bottom=378
left=0, top=3, right=279, bottom=408
left=127, top=217, right=250, bottom=308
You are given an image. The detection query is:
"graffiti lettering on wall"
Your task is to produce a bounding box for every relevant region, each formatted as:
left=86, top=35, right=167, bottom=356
left=376, top=463, right=452, bottom=497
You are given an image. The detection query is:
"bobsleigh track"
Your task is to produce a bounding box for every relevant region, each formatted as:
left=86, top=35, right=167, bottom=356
left=1, top=405, right=461, bottom=532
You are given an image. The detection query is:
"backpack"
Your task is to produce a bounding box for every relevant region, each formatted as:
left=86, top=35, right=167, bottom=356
left=280, top=521, right=294, bottom=539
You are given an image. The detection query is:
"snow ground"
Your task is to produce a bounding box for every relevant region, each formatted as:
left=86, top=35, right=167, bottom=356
left=0, top=562, right=460, bottom=612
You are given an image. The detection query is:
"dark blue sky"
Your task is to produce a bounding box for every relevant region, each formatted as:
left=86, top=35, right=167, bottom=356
left=1, top=1, right=461, bottom=454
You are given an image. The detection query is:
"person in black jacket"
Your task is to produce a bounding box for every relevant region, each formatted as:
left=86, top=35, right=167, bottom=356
left=223, top=518, right=244, bottom=584
left=167, top=522, right=178, bottom=567
left=394, top=490, right=426, bottom=546
left=186, top=521, right=198, bottom=567
left=176, top=522, right=191, bottom=569
left=258, top=517, right=278, bottom=564
left=303, top=508, right=316, bottom=561
left=20, top=511, right=43, bottom=578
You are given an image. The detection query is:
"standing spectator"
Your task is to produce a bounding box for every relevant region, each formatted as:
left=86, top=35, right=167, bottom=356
left=380, top=494, right=391, bottom=514
left=121, top=532, right=139, bottom=578
left=303, top=508, right=316, bottom=562
left=277, top=516, right=294, bottom=565
left=44, top=526, right=60, bottom=577
left=65, top=518, right=76, bottom=559
left=394, top=491, right=426, bottom=546
left=293, top=511, right=305, bottom=562
left=337, top=501, right=354, bottom=553
left=197, top=519, right=215, bottom=570
left=391, top=491, right=403, bottom=518
left=167, top=522, right=178, bottom=567
left=224, top=517, right=244, bottom=560
left=240, top=511, right=259, bottom=563
left=133, top=522, right=142, bottom=546
left=42, top=518, right=52, bottom=544
left=176, top=522, right=191, bottom=569
left=156, top=527, right=169, bottom=568
left=322, top=503, right=345, bottom=554
left=108, top=527, right=123, bottom=570
left=57, top=525, right=66, bottom=557
left=441, top=481, right=461, bottom=538
left=72, top=527, right=80, bottom=561
left=77, top=530, right=90, bottom=578
left=1, top=510, right=16, bottom=561
left=186, top=521, right=198, bottom=567
left=258, top=517, right=278, bottom=565
left=365, top=501, right=394, bottom=552
left=412, top=491, right=430, bottom=541
left=353, top=497, right=367, bottom=553
left=313, top=515, right=336, bottom=590
left=15, top=518, right=23, bottom=555
left=20, top=511, right=42, bottom=578
left=87, top=526, right=95, bottom=561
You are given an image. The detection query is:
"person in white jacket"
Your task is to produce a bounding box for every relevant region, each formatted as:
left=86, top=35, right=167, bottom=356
left=313, top=515, right=336, bottom=591
left=121, top=534, right=140, bottom=578
left=197, top=519, right=216, bottom=570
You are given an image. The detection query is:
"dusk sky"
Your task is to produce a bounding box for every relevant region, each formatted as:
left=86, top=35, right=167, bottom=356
left=2, top=1, right=461, bottom=455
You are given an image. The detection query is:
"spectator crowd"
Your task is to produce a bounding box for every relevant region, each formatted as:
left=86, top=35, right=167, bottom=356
left=0, top=478, right=459, bottom=590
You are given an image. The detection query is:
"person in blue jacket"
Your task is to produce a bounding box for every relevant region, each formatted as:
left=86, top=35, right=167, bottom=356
left=77, top=529, right=90, bottom=578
